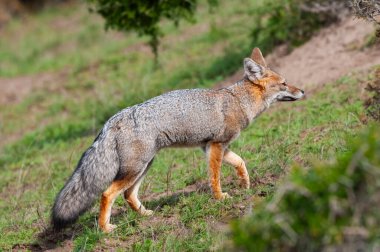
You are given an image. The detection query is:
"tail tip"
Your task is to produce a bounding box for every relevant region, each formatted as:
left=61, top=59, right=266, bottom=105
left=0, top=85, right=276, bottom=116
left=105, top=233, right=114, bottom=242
left=51, top=208, right=76, bottom=230
left=51, top=215, right=70, bottom=231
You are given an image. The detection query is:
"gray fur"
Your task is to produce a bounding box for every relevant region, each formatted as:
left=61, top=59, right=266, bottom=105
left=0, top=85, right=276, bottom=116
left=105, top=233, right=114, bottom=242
left=112, top=86, right=262, bottom=150
left=244, top=58, right=264, bottom=81
left=52, top=81, right=265, bottom=228
left=52, top=58, right=304, bottom=228
left=52, top=127, right=119, bottom=228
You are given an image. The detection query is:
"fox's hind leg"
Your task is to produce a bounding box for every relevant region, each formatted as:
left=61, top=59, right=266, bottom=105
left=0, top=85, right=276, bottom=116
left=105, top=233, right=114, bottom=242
left=98, top=172, right=140, bottom=233
left=98, top=158, right=154, bottom=232
left=223, top=149, right=250, bottom=189
left=124, top=159, right=154, bottom=216
left=206, top=143, right=231, bottom=200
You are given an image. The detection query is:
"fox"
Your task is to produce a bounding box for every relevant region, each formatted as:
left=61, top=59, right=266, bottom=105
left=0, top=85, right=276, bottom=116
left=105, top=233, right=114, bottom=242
left=52, top=48, right=304, bottom=232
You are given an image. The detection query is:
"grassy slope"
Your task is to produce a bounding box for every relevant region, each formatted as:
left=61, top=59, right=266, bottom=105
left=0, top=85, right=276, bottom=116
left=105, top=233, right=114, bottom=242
left=0, top=1, right=372, bottom=251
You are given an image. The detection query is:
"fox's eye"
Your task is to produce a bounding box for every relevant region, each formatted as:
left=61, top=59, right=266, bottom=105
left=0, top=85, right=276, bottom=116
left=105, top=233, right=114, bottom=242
left=280, top=82, right=287, bottom=91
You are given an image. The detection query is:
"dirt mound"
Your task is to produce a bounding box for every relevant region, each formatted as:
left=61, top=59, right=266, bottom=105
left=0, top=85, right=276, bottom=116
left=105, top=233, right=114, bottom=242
left=216, top=17, right=380, bottom=90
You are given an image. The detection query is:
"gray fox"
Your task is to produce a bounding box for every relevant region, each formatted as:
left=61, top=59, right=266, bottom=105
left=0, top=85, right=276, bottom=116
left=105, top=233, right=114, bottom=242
left=52, top=48, right=305, bottom=232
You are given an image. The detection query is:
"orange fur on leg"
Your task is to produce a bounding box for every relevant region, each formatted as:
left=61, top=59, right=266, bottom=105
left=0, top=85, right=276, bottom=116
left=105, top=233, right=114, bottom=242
left=208, top=143, right=229, bottom=199
left=98, top=179, right=136, bottom=232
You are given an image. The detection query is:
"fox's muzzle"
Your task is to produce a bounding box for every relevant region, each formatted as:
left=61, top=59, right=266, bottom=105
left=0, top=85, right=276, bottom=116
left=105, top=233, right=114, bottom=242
left=278, top=88, right=304, bottom=102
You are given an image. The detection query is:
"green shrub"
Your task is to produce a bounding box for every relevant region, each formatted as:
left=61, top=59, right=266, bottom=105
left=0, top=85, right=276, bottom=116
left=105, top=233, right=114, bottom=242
left=85, top=0, right=218, bottom=56
left=231, top=125, right=380, bottom=251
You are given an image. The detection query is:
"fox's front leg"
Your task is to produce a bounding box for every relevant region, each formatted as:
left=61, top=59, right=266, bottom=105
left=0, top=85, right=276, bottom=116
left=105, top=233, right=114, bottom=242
left=207, top=143, right=231, bottom=200
left=223, top=149, right=250, bottom=189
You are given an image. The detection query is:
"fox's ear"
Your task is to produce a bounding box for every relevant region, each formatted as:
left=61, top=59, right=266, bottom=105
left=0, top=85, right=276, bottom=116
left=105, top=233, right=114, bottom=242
left=250, top=47, right=267, bottom=68
left=244, top=58, right=265, bottom=81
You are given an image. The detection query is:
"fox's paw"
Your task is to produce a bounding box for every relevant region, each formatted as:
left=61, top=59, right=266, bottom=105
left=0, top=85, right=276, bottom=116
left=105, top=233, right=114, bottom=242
left=240, top=180, right=250, bottom=189
left=140, top=209, right=154, bottom=216
left=221, top=192, right=232, bottom=199
left=215, top=192, right=232, bottom=200
left=102, top=224, right=117, bottom=233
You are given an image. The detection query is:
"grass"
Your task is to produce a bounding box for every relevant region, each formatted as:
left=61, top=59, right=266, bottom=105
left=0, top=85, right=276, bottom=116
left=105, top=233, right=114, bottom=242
left=0, top=0, right=374, bottom=250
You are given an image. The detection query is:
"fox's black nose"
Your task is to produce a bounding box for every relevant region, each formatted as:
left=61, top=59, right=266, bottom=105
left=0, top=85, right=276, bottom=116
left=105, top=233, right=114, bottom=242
left=300, top=90, right=305, bottom=94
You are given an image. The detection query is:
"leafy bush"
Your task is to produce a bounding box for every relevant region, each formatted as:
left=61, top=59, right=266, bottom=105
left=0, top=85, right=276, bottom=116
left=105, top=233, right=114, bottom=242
left=231, top=125, right=380, bottom=251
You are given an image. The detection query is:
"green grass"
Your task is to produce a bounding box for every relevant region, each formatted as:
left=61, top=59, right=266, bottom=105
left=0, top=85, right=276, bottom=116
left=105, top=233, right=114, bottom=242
left=0, top=0, right=374, bottom=250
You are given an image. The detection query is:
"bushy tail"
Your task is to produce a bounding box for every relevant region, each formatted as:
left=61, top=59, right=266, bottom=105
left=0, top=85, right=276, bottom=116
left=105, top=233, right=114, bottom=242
left=52, top=130, right=119, bottom=229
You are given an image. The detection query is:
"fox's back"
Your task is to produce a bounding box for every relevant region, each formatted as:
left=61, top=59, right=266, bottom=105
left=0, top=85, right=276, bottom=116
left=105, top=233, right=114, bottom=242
left=110, top=88, right=244, bottom=148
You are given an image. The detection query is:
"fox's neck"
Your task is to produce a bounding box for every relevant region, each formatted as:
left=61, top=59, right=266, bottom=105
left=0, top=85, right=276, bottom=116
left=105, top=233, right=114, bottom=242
left=227, top=79, right=269, bottom=124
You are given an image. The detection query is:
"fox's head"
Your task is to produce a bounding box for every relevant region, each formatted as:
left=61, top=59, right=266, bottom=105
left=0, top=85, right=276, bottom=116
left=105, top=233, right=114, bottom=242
left=243, top=48, right=304, bottom=105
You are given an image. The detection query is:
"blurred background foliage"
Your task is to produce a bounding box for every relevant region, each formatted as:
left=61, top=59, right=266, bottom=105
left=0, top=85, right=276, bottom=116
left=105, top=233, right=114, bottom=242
left=231, top=125, right=380, bottom=251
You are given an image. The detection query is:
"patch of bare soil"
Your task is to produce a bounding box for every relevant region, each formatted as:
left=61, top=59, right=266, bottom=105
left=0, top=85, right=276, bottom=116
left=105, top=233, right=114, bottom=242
left=0, top=71, right=68, bottom=105
left=12, top=227, right=76, bottom=252
left=216, top=17, right=380, bottom=90
left=12, top=239, right=73, bottom=252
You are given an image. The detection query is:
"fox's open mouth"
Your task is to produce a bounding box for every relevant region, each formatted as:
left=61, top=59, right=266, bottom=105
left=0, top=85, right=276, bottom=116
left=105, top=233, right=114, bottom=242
left=278, top=96, right=297, bottom=102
